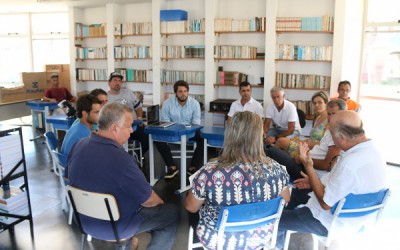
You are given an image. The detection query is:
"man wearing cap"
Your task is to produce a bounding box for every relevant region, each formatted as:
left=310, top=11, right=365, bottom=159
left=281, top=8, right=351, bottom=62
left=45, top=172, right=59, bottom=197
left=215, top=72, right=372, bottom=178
left=42, top=74, right=76, bottom=103
left=107, top=71, right=149, bottom=155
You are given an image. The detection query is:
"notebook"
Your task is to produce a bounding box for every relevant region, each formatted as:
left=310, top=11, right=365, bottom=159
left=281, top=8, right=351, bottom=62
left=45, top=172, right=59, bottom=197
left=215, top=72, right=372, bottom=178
left=146, top=104, right=176, bottom=128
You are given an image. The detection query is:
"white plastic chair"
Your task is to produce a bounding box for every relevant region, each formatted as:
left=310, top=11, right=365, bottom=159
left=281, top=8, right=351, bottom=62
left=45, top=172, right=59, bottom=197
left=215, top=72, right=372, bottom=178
left=52, top=150, right=74, bottom=225
left=284, top=188, right=391, bottom=250
left=188, top=196, right=286, bottom=250
left=67, top=186, right=133, bottom=250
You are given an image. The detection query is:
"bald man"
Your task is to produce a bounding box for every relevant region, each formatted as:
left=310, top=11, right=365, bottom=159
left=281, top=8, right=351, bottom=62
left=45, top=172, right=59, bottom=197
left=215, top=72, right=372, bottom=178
left=275, top=110, right=387, bottom=249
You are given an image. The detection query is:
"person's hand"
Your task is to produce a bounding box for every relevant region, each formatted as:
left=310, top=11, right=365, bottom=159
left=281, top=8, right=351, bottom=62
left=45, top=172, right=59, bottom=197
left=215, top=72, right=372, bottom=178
left=299, top=142, right=313, bottom=168
left=293, top=171, right=310, bottom=189
left=264, top=136, right=276, bottom=145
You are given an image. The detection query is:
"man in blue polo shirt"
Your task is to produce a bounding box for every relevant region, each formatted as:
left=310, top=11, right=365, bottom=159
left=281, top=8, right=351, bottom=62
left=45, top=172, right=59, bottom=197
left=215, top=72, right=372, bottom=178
left=61, top=94, right=101, bottom=156
left=155, top=80, right=203, bottom=178
left=67, top=102, right=179, bottom=250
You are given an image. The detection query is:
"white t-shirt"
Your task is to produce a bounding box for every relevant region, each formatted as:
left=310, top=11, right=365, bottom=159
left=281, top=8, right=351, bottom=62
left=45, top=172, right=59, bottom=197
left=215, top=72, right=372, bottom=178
left=310, top=130, right=337, bottom=178
left=108, top=89, right=142, bottom=119
left=265, top=99, right=301, bottom=131
left=305, top=139, right=387, bottom=230
left=227, top=97, right=264, bottom=118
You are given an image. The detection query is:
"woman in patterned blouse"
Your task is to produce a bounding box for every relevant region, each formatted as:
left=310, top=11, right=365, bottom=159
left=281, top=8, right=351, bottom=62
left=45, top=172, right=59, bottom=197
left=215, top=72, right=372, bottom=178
left=185, top=111, right=290, bottom=250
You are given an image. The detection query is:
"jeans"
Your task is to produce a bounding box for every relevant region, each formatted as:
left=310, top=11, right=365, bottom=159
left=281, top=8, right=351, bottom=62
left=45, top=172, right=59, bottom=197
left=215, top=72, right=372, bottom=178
left=135, top=203, right=180, bottom=250
left=266, top=147, right=304, bottom=180
left=155, top=130, right=204, bottom=169
left=276, top=207, right=328, bottom=249
left=266, top=128, right=300, bottom=139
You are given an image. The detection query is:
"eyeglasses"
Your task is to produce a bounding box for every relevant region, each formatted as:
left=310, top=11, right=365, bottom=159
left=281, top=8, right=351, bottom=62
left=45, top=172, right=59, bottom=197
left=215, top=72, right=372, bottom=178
left=338, top=89, right=350, bottom=93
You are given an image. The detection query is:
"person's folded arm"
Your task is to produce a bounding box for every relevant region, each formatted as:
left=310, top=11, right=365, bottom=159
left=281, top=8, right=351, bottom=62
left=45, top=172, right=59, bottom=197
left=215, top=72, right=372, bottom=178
left=278, top=121, right=295, bottom=138
left=185, top=192, right=204, bottom=213
left=141, top=190, right=164, bottom=207
left=313, top=145, right=341, bottom=171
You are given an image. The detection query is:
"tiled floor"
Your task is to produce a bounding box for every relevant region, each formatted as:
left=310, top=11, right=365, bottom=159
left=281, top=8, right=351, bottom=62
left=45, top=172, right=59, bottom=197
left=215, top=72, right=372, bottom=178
left=0, top=125, right=399, bottom=250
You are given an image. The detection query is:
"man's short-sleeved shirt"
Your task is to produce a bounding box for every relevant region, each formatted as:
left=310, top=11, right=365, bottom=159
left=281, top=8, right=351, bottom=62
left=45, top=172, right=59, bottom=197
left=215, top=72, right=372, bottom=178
left=44, top=87, right=74, bottom=102
left=67, top=134, right=152, bottom=240
left=161, top=96, right=201, bottom=125
left=228, top=97, right=264, bottom=118
left=306, top=139, right=387, bottom=230
left=108, top=89, right=142, bottom=119
left=265, top=99, right=301, bottom=130
left=61, top=122, right=91, bottom=156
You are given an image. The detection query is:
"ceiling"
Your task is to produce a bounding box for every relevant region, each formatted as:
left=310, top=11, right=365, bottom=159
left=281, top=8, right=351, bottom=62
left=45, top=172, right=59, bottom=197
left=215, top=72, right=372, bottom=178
left=1, top=0, right=152, bottom=13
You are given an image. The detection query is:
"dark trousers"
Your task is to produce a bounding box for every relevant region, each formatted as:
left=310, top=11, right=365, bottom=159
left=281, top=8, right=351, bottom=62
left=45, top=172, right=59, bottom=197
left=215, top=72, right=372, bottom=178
left=155, top=130, right=204, bottom=169
left=266, top=146, right=304, bottom=180
left=130, top=125, right=149, bottom=154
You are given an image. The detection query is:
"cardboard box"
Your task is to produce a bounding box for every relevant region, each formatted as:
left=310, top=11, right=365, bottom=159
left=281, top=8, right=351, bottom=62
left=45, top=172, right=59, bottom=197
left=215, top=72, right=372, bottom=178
left=22, top=72, right=47, bottom=100
left=45, top=64, right=69, bottom=73
left=0, top=86, right=26, bottom=103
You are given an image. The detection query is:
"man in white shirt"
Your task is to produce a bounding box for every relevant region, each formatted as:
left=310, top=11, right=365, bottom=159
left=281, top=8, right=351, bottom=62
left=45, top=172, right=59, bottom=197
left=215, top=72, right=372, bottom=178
left=275, top=110, right=387, bottom=249
left=264, top=87, right=301, bottom=145
left=227, top=81, right=263, bottom=123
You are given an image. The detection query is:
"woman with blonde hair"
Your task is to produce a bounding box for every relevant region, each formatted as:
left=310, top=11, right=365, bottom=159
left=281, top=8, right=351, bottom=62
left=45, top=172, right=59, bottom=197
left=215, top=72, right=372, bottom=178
left=275, top=91, right=329, bottom=157
left=185, top=111, right=289, bottom=250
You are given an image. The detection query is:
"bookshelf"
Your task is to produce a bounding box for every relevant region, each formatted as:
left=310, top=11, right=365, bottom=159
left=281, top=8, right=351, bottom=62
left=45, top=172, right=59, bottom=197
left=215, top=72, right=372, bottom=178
left=0, top=126, right=33, bottom=239
left=67, top=0, right=348, bottom=126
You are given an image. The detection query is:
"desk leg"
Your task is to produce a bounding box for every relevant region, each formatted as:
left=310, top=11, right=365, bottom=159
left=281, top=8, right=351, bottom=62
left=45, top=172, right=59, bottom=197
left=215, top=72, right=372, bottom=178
left=149, top=134, right=157, bottom=186
left=177, top=134, right=190, bottom=194
left=44, top=106, right=51, bottom=133
left=204, top=138, right=208, bottom=165
left=29, top=109, right=45, bottom=142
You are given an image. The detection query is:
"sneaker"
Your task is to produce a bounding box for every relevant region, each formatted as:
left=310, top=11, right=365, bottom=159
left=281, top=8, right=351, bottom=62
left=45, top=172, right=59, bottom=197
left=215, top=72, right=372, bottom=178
left=187, top=168, right=197, bottom=176
left=165, top=168, right=179, bottom=179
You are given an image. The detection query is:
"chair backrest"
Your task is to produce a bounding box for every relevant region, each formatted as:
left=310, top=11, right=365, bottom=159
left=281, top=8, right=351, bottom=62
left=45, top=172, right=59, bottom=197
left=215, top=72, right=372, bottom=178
left=331, top=188, right=391, bottom=219
left=296, top=109, right=307, bottom=128
left=53, top=150, right=67, bottom=167
left=67, top=185, right=120, bottom=221
left=44, top=131, right=58, bottom=150
left=216, top=197, right=285, bottom=250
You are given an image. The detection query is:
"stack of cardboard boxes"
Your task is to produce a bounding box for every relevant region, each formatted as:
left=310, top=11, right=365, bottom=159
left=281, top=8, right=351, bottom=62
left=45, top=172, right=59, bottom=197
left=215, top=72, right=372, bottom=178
left=0, top=64, right=70, bottom=104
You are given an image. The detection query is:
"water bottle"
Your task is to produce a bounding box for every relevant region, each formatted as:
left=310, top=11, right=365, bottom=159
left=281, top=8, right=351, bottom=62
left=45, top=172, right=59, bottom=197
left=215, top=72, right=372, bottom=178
left=2, top=182, right=11, bottom=199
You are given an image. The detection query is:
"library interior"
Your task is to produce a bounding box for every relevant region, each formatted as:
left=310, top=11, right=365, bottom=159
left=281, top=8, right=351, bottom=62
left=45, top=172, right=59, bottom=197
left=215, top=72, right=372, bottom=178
left=0, top=0, right=399, bottom=250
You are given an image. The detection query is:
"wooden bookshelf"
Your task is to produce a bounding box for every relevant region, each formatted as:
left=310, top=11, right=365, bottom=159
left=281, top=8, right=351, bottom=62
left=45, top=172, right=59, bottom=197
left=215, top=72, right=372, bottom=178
left=215, top=30, right=265, bottom=35
left=215, top=58, right=264, bottom=61
left=162, top=82, right=204, bottom=86
left=75, top=36, right=107, bottom=40
left=275, top=59, right=332, bottom=62
left=114, top=34, right=152, bottom=39
left=161, top=32, right=205, bottom=37
left=161, top=57, right=205, bottom=61
left=75, top=58, right=107, bottom=61
left=214, top=84, right=264, bottom=88
left=276, top=30, right=333, bottom=34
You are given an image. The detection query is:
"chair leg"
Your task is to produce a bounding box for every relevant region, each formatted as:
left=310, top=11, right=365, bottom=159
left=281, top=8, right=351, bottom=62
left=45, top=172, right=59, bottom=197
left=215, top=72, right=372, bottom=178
left=68, top=201, right=73, bottom=225
left=311, top=234, right=320, bottom=250
left=80, top=234, right=85, bottom=250
left=188, top=226, right=194, bottom=250
left=283, top=230, right=294, bottom=250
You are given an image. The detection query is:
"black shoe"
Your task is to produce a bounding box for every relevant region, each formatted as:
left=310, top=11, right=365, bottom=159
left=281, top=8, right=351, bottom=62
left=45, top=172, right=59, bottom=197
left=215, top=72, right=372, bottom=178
left=165, top=168, right=179, bottom=179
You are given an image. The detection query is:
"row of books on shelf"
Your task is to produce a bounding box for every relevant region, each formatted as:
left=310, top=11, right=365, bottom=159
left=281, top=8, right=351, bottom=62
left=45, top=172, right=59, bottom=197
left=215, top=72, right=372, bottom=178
left=214, top=17, right=266, bottom=32
left=0, top=187, right=29, bottom=224
left=276, top=16, right=334, bottom=32
left=214, top=45, right=258, bottom=59
left=161, top=45, right=205, bottom=59
left=114, top=22, right=152, bottom=36
left=114, top=45, right=152, bottom=59
left=276, top=72, right=331, bottom=89
left=291, top=100, right=316, bottom=117
left=115, top=68, right=153, bottom=82
left=75, top=23, right=106, bottom=37
left=76, top=68, right=108, bottom=81
left=276, top=44, right=333, bottom=61
left=160, top=19, right=205, bottom=34
left=161, top=70, right=204, bottom=84
left=75, top=46, right=107, bottom=59
left=216, top=71, right=248, bottom=85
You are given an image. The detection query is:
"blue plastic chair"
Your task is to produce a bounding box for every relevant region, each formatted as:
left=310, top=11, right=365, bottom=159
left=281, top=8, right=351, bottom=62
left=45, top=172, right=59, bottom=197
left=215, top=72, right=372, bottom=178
left=44, top=131, right=59, bottom=174
left=188, top=196, right=285, bottom=250
left=284, top=188, right=391, bottom=250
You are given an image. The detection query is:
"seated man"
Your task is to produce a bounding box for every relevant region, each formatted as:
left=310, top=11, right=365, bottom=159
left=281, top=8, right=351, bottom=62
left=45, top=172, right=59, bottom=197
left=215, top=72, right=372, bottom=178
left=331, top=80, right=361, bottom=112
left=42, top=74, right=76, bottom=103
left=67, top=102, right=180, bottom=250
left=227, top=81, right=264, bottom=123
left=267, top=99, right=347, bottom=208
left=61, top=94, right=101, bottom=156
left=155, top=80, right=203, bottom=178
left=264, top=86, right=301, bottom=145
left=276, top=110, right=387, bottom=249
